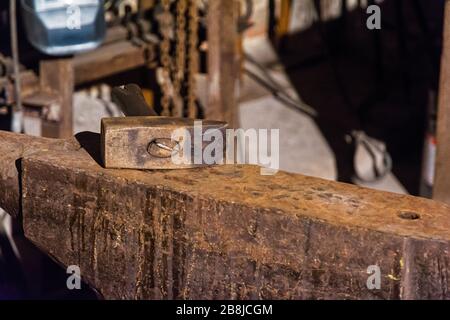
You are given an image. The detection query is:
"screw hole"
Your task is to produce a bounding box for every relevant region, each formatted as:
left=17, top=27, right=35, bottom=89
left=398, top=211, right=421, bottom=220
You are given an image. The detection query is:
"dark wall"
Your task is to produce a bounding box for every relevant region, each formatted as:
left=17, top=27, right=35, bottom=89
left=279, top=0, right=445, bottom=195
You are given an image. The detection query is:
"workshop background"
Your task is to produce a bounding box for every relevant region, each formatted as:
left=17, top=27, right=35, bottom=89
left=0, top=0, right=446, bottom=299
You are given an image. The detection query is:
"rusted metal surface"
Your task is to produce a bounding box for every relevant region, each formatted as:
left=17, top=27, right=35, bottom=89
left=101, top=117, right=227, bottom=169
left=2, top=131, right=450, bottom=299
left=435, top=0, right=450, bottom=205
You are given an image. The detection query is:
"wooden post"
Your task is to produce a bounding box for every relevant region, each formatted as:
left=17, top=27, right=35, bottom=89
left=206, top=0, right=240, bottom=127
left=40, top=58, right=74, bottom=139
left=277, top=0, right=292, bottom=41
left=434, top=0, right=450, bottom=204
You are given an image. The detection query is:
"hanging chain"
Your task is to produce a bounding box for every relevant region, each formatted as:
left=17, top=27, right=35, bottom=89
left=158, top=0, right=199, bottom=118
left=172, top=0, right=188, bottom=117
left=187, top=0, right=199, bottom=119
left=159, top=0, right=173, bottom=116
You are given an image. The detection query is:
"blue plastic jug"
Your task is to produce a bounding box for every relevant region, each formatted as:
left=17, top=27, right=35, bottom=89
left=21, top=0, right=106, bottom=56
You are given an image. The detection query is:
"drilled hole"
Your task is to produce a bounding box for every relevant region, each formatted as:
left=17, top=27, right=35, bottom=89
left=398, top=211, right=421, bottom=221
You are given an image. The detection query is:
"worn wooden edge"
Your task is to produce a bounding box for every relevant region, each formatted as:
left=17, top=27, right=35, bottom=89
left=28, top=143, right=450, bottom=241
left=0, top=131, right=80, bottom=219
left=207, top=0, right=240, bottom=127
left=2, top=131, right=450, bottom=298
left=73, top=41, right=150, bottom=85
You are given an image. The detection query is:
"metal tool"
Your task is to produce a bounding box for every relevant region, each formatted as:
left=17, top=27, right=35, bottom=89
left=103, top=84, right=227, bottom=170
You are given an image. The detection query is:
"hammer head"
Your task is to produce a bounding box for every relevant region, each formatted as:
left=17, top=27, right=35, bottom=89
left=101, top=117, right=228, bottom=170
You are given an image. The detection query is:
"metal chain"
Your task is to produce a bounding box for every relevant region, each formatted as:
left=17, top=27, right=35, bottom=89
left=158, top=0, right=199, bottom=118
left=187, top=0, right=199, bottom=119
left=159, top=0, right=173, bottom=116
left=172, top=0, right=188, bottom=117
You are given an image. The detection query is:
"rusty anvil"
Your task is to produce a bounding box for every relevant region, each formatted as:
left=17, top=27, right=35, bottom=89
left=1, top=129, right=450, bottom=299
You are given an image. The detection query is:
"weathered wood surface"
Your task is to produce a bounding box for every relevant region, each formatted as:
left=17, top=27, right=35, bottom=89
left=40, top=58, right=74, bottom=139
left=73, top=40, right=153, bottom=85
left=435, top=0, right=450, bottom=205
left=206, top=0, right=240, bottom=127
left=2, top=41, right=153, bottom=106
left=0, top=131, right=79, bottom=219
left=2, top=131, right=450, bottom=299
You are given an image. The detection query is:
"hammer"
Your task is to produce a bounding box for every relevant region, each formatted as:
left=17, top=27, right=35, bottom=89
left=103, top=84, right=228, bottom=170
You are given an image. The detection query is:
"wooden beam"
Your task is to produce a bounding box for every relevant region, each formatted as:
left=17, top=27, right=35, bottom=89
left=73, top=41, right=154, bottom=85
left=1, top=40, right=155, bottom=108
left=0, top=71, right=40, bottom=105
left=2, top=131, right=450, bottom=299
left=206, top=0, right=240, bottom=127
left=434, top=0, right=450, bottom=204
left=39, top=58, right=74, bottom=139
left=0, top=131, right=79, bottom=219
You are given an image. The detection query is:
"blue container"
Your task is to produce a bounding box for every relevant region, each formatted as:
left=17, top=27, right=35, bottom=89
left=21, top=0, right=106, bottom=56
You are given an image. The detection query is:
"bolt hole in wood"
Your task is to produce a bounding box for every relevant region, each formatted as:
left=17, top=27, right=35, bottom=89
left=398, top=211, right=421, bottom=220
